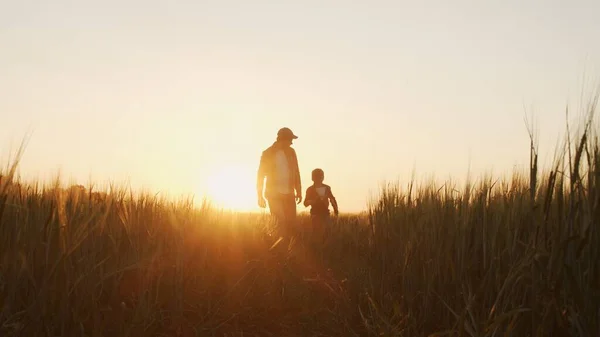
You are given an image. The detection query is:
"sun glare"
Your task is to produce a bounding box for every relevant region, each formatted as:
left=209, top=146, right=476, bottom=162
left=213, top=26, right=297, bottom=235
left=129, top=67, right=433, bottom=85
left=204, top=165, right=257, bottom=211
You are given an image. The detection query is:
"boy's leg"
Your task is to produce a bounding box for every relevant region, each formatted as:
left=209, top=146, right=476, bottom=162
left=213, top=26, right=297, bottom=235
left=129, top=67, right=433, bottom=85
left=312, top=214, right=320, bottom=240
left=321, top=213, right=332, bottom=245
left=311, top=213, right=328, bottom=246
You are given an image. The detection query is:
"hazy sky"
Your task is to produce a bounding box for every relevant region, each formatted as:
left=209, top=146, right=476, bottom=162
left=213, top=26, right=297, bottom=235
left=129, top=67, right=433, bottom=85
left=1, top=0, right=599, bottom=212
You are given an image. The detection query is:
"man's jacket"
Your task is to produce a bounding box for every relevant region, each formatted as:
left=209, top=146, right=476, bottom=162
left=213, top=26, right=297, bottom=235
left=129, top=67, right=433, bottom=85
left=257, top=142, right=301, bottom=198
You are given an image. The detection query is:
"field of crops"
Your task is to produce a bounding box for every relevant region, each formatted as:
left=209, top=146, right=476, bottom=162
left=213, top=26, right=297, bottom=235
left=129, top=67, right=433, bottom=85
left=1, top=111, right=599, bottom=336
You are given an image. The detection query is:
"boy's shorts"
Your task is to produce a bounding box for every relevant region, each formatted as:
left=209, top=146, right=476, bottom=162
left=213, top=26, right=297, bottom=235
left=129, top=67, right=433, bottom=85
left=310, top=211, right=331, bottom=227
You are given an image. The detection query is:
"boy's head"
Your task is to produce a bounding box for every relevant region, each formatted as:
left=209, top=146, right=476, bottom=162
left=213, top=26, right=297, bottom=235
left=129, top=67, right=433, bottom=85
left=311, top=168, right=324, bottom=183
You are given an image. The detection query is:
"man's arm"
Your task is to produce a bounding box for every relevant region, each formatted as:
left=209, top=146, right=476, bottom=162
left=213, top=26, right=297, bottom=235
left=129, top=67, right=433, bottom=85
left=291, top=149, right=302, bottom=196
left=256, top=152, right=266, bottom=199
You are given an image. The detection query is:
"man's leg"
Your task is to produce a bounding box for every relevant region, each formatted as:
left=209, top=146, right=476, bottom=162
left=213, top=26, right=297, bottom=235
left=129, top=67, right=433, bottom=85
left=279, top=194, right=300, bottom=254
left=268, top=194, right=296, bottom=236
left=267, top=196, right=285, bottom=225
left=267, top=194, right=295, bottom=240
left=284, top=194, right=297, bottom=223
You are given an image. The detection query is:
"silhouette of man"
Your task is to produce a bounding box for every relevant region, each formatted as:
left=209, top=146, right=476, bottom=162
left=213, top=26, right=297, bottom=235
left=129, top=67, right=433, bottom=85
left=257, top=127, right=302, bottom=231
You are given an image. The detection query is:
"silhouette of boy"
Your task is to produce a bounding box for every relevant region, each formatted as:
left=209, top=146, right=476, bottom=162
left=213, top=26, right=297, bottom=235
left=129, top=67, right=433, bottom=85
left=304, top=168, right=339, bottom=230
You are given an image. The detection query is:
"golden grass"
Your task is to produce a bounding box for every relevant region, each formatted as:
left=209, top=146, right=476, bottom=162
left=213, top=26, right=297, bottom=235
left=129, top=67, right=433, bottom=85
left=1, top=103, right=599, bottom=336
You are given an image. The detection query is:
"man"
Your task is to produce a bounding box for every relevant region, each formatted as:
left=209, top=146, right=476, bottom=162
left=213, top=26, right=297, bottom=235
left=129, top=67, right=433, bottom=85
left=257, top=127, right=302, bottom=229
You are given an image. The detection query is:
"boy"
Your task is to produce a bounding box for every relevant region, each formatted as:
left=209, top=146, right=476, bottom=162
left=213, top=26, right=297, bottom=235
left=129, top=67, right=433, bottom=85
left=304, top=168, right=339, bottom=230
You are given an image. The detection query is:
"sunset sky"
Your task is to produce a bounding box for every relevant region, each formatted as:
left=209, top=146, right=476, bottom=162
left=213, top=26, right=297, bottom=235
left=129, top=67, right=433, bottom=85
left=1, top=0, right=599, bottom=212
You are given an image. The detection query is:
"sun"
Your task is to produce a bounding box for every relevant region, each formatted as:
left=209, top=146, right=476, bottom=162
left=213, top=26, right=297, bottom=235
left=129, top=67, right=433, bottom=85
left=203, top=165, right=257, bottom=211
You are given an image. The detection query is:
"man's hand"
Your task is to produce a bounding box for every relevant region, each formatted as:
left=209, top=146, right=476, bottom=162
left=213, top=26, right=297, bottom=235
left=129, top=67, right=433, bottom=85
left=258, top=195, right=266, bottom=208
left=295, top=192, right=302, bottom=204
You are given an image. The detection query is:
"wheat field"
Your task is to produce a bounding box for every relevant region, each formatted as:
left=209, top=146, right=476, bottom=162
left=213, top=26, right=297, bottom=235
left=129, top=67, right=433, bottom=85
left=1, top=107, right=599, bottom=336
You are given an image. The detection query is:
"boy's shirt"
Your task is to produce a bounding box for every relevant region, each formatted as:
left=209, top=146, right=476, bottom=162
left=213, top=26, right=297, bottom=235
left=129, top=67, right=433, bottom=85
left=305, top=184, right=337, bottom=215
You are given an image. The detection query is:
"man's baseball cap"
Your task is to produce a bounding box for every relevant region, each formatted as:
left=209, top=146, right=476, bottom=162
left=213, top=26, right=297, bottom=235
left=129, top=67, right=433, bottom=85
left=277, top=127, right=298, bottom=139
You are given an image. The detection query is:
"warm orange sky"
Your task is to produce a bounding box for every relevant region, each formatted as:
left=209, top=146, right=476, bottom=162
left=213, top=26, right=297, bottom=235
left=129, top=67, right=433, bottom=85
left=1, top=0, right=599, bottom=212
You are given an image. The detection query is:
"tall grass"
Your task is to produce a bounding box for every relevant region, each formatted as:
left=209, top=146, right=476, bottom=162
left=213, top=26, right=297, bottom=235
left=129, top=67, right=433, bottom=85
left=1, top=103, right=599, bottom=336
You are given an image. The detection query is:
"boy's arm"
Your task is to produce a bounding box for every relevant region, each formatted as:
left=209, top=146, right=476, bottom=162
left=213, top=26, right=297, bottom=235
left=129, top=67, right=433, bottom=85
left=303, top=187, right=313, bottom=207
left=328, top=186, right=339, bottom=215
